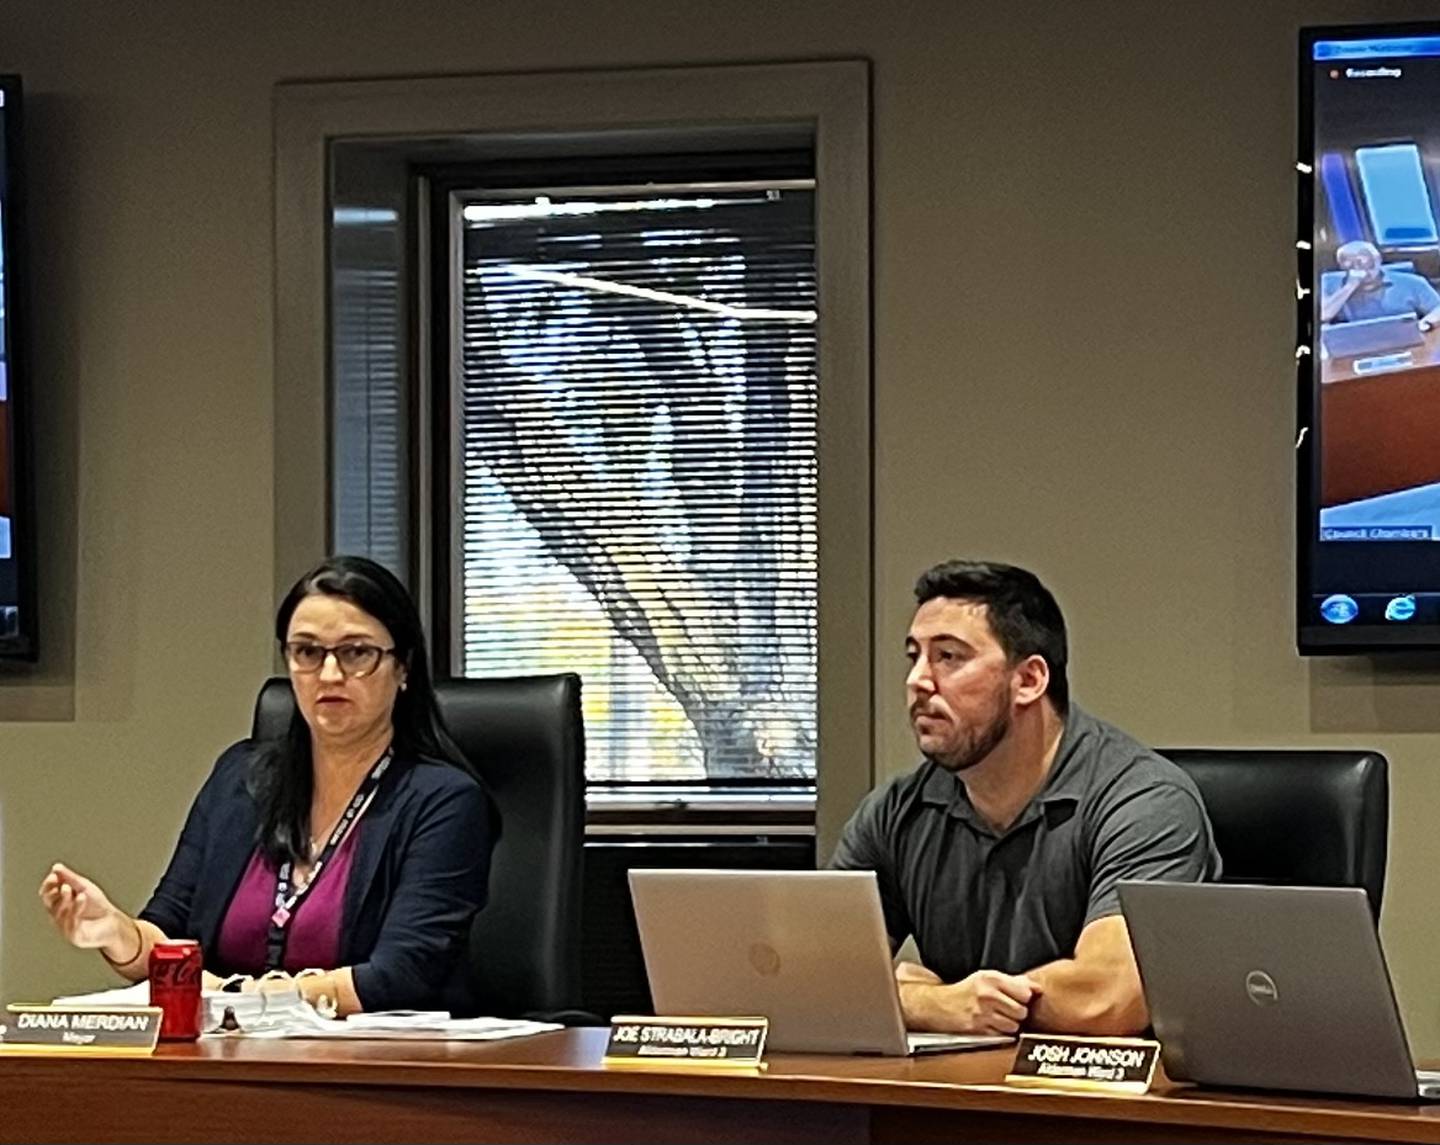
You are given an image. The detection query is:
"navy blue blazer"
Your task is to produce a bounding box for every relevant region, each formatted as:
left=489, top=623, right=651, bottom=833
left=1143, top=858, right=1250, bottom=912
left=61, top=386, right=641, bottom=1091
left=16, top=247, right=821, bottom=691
left=139, top=740, right=495, bottom=1013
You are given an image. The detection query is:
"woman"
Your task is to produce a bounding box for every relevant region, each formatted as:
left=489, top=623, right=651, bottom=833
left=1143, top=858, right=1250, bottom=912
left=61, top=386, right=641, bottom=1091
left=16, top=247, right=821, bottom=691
left=39, top=555, right=496, bottom=1016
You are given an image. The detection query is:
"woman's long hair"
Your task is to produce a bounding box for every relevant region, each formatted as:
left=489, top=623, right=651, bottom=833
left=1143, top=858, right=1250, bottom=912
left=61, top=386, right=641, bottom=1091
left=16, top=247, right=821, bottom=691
left=249, top=554, right=476, bottom=867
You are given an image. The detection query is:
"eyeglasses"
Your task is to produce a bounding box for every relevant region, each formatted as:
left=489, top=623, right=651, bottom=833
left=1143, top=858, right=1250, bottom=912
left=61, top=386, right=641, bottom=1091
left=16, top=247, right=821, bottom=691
left=282, top=641, right=397, bottom=679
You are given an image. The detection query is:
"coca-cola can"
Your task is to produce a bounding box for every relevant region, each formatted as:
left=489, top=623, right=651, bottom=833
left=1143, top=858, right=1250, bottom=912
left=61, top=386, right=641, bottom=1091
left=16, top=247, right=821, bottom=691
left=149, top=940, right=203, bottom=1041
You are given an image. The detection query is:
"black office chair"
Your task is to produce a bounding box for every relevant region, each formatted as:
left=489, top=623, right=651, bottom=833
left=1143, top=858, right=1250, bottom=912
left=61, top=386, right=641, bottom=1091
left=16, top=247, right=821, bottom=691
left=252, top=673, right=586, bottom=1018
left=1157, top=748, right=1388, bottom=919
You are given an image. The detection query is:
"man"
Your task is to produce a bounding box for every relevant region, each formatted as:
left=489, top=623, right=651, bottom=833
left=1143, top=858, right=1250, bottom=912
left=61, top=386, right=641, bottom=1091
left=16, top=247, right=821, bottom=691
left=831, top=560, right=1219, bottom=1037
left=1320, top=240, right=1440, bottom=329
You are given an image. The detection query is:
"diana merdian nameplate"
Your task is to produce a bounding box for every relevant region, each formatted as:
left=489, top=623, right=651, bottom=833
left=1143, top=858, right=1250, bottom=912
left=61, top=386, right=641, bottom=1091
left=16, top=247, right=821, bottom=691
left=0, top=1005, right=163, bottom=1054
left=1005, top=1033, right=1160, bottom=1094
left=603, top=1015, right=768, bottom=1068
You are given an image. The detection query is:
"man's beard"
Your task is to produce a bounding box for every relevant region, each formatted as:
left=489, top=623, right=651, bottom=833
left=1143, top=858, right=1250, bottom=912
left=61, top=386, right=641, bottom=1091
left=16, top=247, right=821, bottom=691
left=924, top=682, right=1013, bottom=773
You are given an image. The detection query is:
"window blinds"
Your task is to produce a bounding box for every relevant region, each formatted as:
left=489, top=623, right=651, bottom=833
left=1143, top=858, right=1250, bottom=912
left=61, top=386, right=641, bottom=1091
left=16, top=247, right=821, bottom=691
left=456, top=185, right=818, bottom=784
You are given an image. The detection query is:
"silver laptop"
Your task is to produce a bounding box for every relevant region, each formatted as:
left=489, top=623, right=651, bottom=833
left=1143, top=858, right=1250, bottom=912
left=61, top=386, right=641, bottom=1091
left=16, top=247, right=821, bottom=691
left=628, top=869, right=1013, bottom=1056
left=1119, top=881, right=1440, bottom=1100
left=1320, top=313, right=1424, bottom=360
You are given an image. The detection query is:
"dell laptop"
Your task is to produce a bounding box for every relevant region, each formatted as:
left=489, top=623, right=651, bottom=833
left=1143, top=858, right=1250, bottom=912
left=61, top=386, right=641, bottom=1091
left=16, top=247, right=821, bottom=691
left=1119, top=881, right=1440, bottom=1100
left=629, top=869, right=1013, bottom=1056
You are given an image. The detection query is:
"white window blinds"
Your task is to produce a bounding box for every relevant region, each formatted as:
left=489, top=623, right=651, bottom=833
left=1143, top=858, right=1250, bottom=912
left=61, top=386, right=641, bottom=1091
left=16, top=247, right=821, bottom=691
left=455, top=181, right=818, bottom=785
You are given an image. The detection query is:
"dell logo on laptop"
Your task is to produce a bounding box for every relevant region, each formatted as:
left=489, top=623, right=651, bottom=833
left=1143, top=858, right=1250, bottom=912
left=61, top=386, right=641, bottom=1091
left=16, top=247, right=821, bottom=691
left=748, top=942, right=782, bottom=977
left=1245, top=970, right=1279, bottom=1006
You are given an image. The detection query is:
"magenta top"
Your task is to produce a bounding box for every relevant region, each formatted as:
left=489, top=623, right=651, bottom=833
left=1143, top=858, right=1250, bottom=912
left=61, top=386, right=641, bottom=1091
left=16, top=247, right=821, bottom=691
left=213, top=826, right=361, bottom=975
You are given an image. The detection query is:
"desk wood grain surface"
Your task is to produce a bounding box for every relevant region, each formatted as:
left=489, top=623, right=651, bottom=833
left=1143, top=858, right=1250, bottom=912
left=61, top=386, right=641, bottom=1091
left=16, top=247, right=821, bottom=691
left=3, top=1028, right=1439, bottom=1143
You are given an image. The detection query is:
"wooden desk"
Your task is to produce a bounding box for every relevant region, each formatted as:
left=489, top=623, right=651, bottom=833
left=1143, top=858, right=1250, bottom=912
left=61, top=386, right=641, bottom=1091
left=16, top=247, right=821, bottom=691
left=1321, top=328, right=1440, bottom=506
left=3, top=1029, right=1440, bottom=1144
left=1321, top=326, right=1440, bottom=387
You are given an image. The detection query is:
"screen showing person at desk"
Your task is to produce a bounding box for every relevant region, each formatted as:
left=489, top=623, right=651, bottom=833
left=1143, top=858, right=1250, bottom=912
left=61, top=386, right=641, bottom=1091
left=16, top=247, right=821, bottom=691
left=0, top=341, right=14, bottom=639
left=0, top=109, right=19, bottom=644
left=1320, top=240, right=1440, bottom=329
left=1300, top=30, right=1440, bottom=650
left=1312, top=55, right=1440, bottom=379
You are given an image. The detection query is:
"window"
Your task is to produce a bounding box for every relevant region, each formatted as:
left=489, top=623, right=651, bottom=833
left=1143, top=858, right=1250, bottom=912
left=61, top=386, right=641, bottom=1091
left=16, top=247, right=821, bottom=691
left=439, top=158, right=817, bottom=785
left=276, top=63, right=870, bottom=841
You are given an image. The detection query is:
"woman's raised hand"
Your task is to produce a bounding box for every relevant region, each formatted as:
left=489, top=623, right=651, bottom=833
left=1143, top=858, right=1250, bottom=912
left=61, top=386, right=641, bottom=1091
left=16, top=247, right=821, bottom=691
left=38, top=862, right=131, bottom=953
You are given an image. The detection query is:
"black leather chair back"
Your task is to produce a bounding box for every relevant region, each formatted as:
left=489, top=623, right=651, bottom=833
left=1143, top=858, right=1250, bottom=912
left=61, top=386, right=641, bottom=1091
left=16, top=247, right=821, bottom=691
left=1157, top=748, right=1388, bottom=919
left=252, top=673, right=586, bottom=1016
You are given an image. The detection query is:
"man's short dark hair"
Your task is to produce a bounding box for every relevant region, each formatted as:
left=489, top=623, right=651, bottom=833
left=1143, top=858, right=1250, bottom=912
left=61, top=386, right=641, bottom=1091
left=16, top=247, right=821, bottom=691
left=914, top=559, right=1069, bottom=714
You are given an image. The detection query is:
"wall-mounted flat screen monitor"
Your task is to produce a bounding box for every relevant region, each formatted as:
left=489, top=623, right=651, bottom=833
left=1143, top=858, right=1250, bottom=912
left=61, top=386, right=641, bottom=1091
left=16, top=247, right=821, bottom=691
left=1299, top=26, right=1440, bottom=652
left=0, top=75, right=33, bottom=661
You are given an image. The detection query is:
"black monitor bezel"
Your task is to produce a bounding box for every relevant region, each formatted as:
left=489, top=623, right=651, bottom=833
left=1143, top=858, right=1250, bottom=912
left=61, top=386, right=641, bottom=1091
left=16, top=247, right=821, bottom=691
left=0, top=75, right=36, bottom=662
left=1296, top=22, right=1440, bottom=654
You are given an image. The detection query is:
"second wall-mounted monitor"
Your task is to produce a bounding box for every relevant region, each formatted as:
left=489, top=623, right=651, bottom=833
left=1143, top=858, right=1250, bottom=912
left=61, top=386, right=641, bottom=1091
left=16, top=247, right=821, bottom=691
left=0, top=75, right=34, bottom=661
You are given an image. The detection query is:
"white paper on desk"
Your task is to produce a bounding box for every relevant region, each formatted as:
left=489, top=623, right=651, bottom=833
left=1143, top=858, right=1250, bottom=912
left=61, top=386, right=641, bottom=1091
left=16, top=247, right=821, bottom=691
left=52, top=981, right=153, bottom=1007
left=208, top=1006, right=561, bottom=1041
left=205, top=988, right=316, bottom=1036
left=53, top=983, right=559, bottom=1041
left=53, top=982, right=240, bottom=1011
left=346, top=1010, right=449, bottom=1028
left=53, top=981, right=314, bottom=1036
left=295, top=1012, right=562, bottom=1041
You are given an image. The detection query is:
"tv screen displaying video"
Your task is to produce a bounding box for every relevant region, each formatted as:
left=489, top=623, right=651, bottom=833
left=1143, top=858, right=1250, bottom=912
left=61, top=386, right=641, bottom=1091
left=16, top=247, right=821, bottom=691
left=0, top=76, right=33, bottom=659
left=1299, top=26, right=1440, bottom=651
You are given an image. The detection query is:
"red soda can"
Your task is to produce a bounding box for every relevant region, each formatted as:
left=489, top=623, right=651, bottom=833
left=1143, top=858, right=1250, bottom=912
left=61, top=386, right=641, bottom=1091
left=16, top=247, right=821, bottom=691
left=149, top=940, right=203, bottom=1041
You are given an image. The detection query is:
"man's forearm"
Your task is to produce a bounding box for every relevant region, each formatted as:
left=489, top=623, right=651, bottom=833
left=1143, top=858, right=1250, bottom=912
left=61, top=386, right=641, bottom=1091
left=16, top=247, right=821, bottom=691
left=898, top=980, right=961, bottom=1032
left=1024, top=957, right=1147, bottom=1036
left=896, top=969, right=1036, bottom=1035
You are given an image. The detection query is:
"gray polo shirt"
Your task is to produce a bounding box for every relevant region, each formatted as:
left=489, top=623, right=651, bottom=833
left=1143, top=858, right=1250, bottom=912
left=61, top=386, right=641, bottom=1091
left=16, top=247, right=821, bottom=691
left=830, top=705, right=1220, bottom=983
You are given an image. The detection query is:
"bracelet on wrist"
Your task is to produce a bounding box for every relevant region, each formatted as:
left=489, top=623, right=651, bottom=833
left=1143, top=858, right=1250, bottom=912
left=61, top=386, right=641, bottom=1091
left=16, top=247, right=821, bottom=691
left=99, top=916, right=145, bottom=970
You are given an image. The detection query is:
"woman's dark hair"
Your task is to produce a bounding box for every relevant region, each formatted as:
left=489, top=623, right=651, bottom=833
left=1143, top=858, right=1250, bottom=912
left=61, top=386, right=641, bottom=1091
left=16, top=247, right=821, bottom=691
left=251, top=554, right=476, bottom=866
left=914, top=559, right=1070, bottom=714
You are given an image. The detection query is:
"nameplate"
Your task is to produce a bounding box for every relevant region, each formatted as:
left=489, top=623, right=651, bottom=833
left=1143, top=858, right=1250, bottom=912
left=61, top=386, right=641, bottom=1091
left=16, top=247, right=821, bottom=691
left=1353, top=351, right=1414, bottom=376
left=0, top=1006, right=163, bottom=1054
left=603, top=1015, right=768, bottom=1068
left=1005, top=1034, right=1160, bottom=1094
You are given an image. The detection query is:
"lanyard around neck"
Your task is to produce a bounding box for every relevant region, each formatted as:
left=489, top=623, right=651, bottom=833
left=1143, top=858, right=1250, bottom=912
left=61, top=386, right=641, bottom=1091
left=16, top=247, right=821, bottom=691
left=264, top=748, right=393, bottom=972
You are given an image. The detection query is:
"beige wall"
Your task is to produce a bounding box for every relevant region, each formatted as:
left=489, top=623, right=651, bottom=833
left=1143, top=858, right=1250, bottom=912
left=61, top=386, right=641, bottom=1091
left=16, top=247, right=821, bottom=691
left=7, top=0, right=1440, bottom=1047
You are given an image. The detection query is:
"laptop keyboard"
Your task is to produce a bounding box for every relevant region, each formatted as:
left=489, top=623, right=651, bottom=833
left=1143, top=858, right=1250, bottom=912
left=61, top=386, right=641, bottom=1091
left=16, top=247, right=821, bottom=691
left=905, top=1032, right=1014, bottom=1054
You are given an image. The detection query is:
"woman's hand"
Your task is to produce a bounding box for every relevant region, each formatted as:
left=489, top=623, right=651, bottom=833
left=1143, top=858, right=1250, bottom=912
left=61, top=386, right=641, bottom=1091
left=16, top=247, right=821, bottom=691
left=240, top=973, right=300, bottom=995
left=38, top=863, right=135, bottom=957
left=294, top=971, right=340, bottom=1015
left=216, top=969, right=358, bottom=1017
